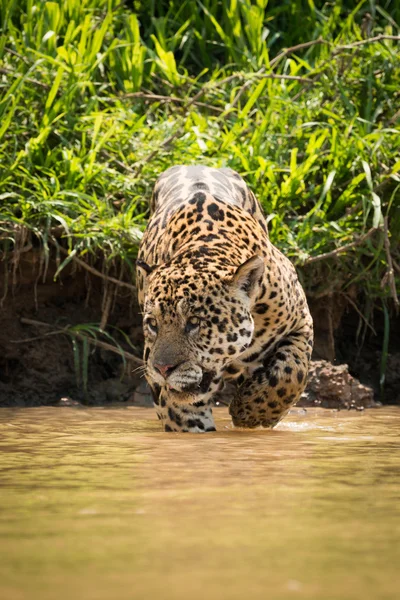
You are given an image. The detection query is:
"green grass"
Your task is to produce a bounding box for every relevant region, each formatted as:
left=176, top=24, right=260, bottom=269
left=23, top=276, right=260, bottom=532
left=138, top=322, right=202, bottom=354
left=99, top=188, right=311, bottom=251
left=0, top=1, right=399, bottom=326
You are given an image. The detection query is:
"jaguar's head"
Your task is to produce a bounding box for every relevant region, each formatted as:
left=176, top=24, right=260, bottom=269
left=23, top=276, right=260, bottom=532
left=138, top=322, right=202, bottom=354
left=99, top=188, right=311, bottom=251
left=137, top=255, right=264, bottom=403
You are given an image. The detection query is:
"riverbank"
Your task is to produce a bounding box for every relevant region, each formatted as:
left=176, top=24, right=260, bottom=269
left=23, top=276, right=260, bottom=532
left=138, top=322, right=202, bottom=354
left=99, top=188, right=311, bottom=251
left=1, top=249, right=399, bottom=408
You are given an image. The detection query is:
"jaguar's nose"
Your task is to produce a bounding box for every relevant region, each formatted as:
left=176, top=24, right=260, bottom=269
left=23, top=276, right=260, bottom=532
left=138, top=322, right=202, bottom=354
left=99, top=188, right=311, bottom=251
left=154, top=363, right=180, bottom=378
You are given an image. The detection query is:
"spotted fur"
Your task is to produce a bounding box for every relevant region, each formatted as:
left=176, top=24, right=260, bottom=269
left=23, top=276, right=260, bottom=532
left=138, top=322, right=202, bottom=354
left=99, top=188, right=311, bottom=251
left=137, top=165, right=313, bottom=432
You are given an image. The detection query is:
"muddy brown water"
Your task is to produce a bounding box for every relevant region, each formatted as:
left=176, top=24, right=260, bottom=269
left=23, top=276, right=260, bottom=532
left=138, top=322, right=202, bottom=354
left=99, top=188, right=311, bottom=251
left=0, top=406, right=399, bottom=600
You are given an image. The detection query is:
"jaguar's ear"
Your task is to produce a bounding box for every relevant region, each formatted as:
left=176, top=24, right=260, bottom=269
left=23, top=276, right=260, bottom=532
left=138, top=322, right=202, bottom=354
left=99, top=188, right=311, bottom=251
left=136, top=259, right=156, bottom=294
left=136, top=258, right=155, bottom=276
left=231, top=255, right=264, bottom=299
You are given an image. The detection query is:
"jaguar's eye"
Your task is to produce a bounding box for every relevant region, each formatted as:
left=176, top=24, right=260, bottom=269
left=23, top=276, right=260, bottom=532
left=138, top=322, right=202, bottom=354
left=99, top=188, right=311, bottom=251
left=146, top=318, right=158, bottom=334
left=185, top=316, right=201, bottom=333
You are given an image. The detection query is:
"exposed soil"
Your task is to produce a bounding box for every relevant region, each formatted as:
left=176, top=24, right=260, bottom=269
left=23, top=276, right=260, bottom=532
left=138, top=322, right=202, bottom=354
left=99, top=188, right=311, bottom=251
left=0, top=250, right=398, bottom=408
left=0, top=250, right=144, bottom=406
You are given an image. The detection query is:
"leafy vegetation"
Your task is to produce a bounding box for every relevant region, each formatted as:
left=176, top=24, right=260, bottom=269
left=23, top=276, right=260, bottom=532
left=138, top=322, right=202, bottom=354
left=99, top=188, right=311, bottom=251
left=0, top=1, right=399, bottom=332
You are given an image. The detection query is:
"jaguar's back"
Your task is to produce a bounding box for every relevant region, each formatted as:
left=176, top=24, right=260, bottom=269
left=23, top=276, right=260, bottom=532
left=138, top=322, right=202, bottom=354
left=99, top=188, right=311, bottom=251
left=150, top=165, right=268, bottom=235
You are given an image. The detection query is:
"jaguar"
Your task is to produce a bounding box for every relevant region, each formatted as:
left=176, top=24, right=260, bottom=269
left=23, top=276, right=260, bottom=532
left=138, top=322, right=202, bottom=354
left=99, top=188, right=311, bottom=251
left=136, top=165, right=313, bottom=432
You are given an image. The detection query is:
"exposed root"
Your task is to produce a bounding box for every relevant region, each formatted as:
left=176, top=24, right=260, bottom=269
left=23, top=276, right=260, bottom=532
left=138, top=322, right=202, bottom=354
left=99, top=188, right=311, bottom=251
left=53, top=243, right=137, bottom=292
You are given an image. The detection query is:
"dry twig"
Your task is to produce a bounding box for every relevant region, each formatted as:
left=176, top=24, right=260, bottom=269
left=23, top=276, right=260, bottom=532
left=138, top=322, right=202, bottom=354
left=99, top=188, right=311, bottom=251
left=124, top=92, right=223, bottom=113
left=261, top=73, right=313, bottom=83
left=0, top=66, right=49, bottom=89
left=53, top=243, right=137, bottom=292
left=101, top=149, right=136, bottom=174
left=340, top=292, right=377, bottom=336
left=269, top=38, right=328, bottom=68
left=334, top=34, right=400, bottom=51
left=5, top=47, right=30, bottom=64
left=17, top=318, right=144, bottom=366
left=304, top=227, right=378, bottom=265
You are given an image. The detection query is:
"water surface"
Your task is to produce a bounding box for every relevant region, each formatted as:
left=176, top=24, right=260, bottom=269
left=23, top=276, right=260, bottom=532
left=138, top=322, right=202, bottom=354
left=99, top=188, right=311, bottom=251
left=1, top=406, right=399, bottom=600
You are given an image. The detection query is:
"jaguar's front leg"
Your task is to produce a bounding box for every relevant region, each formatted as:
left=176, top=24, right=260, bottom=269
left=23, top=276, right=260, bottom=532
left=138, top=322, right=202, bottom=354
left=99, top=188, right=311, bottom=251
left=150, top=384, right=216, bottom=432
left=229, top=324, right=313, bottom=429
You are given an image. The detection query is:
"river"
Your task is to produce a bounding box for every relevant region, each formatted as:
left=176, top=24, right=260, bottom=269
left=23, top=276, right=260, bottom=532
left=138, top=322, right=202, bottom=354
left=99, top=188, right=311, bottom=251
left=1, top=406, right=399, bottom=599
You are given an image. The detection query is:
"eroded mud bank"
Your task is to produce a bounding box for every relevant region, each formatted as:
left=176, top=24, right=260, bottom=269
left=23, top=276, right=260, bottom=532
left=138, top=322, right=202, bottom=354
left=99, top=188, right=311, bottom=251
left=1, top=251, right=398, bottom=408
